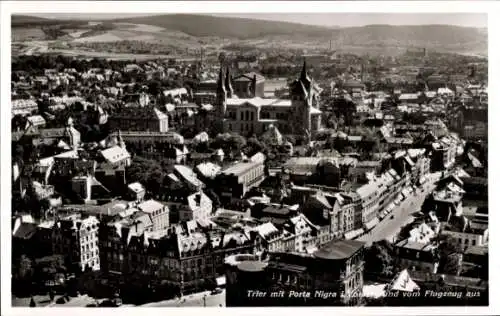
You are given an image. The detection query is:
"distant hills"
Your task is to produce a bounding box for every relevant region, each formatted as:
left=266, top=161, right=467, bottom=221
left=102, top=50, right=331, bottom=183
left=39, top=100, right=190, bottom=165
left=113, top=14, right=334, bottom=38
left=11, top=14, right=487, bottom=55
left=11, top=15, right=64, bottom=27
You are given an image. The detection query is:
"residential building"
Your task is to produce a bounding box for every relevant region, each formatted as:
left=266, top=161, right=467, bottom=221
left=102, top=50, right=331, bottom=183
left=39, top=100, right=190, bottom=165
left=215, top=160, right=265, bottom=202
left=137, top=200, right=170, bottom=232
left=108, top=131, right=184, bottom=147
left=462, top=245, right=488, bottom=279
left=70, top=175, right=111, bottom=203
left=100, top=220, right=257, bottom=296
left=52, top=214, right=101, bottom=272
left=407, top=222, right=437, bottom=244
left=440, top=215, right=488, bottom=248
left=462, top=177, right=488, bottom=201
left=394, top=239, right=439, bottom=273
left=431, top=136, right=459, bottom=171
left=127, top=182, right=146, bottom=202
left=167, top=191, right=212, bottom=224
left=427, top=180, right=465, bottom=222
left=232, top=71, right=266, bottom=98
left=356, top=181, right=380, bottom=231
left=252, top=222, right=286, bottom=253
left=301, top=191, right=354, bottom=240
left=283, top=213, right=321, bottom=253
left=108, top=106, right=169, bottom=133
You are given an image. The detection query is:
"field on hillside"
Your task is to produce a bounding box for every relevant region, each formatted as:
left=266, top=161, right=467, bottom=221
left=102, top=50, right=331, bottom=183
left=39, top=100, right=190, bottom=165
left=12, top=27, right=47, bottom=41
left=11, top=16, right=488, bottom=59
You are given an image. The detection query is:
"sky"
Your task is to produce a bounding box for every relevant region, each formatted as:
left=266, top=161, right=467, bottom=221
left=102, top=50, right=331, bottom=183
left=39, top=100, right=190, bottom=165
left=29, top=13, right=487, bottom=28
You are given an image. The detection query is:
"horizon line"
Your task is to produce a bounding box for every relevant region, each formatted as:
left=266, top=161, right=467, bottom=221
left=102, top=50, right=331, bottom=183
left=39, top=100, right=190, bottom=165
left=14, top=13, right=487, bottom=29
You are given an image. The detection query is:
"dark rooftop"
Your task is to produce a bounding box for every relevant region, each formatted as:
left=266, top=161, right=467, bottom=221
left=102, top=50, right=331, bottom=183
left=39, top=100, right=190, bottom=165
left=13, top=223, right=38, bottom=240
left=313, top=239, right=365, bottom=260
left=465, top=245, right=488, bottom=257
left=237, top=261, right=268, bottom=272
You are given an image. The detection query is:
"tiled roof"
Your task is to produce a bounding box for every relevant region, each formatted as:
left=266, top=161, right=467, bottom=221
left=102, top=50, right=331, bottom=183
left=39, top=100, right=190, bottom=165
left=255, top=222, right=279, bottom=238
left=313, top=240, right=365, bottom=260
left=13, top=223, right=37, bottom=240
left=196, top=162, right=221, bottom=179
left=100, top=145, right=130, bottom=164
left=128, top=182, right=145, bottom=193
left=137, top=200, right=165, bottom=214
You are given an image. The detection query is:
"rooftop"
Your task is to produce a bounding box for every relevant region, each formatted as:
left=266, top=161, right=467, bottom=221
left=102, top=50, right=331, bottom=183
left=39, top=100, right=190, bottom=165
left=237, top=261, right=268, bottom=272
left=395, top=239, right=436, bottom=252
left=465, top=245, right=488, bottom=257
left=221, top=160, right=261, bottom=176
left=137, top=200, right=165, bottom=214
left=226, top=97, right=292, bottom=108
left=128, top=182, right=145, bottom=193
left=101, top=145, right=130, bottom=164
left=313, top=239, right=365, bottom=260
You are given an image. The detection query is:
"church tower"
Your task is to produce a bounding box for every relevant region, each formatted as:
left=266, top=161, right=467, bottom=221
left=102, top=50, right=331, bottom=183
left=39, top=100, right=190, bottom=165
left=214, top=65, right=227, bottom=134
left=117, top=130, right=126, bottom=149
left=289, top=59, right=313, bottom=136
left=216, top=65, right=227, bottom=118
left=225, top=67, right=233, bottom=98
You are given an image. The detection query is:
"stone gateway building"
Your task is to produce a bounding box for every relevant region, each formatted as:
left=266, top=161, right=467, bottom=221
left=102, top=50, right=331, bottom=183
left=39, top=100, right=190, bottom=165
left=225, top=239, right=365, bottom=306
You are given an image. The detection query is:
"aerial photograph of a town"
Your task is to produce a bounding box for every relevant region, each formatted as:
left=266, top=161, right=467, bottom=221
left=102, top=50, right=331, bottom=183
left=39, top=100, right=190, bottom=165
left=7, top=7, right=489, bottom=309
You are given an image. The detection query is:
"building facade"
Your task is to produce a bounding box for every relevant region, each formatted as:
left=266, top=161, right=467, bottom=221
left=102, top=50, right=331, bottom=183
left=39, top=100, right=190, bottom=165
left=108, top=107, right=169, bottom=133
left=52, top=214, right=101, bottom=272
left=213, top=61, right=322, bottom=137
left=215, top=160, right=266, bottom=203
left=225, top=239, right=365, bottom=306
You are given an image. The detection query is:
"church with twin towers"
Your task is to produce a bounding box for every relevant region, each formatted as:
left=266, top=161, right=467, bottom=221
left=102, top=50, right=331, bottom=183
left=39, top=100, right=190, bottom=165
left=213, top=60, right=323, bottom=138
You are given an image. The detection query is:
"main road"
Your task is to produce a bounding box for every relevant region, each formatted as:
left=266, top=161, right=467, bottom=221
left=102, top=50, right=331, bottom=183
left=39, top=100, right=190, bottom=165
left=357, top=172, right=442, bottom=244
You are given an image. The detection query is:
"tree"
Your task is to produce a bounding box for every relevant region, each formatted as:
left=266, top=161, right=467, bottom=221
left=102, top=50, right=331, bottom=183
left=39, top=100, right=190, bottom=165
left=205, top=189, right=221, bottom=212
left=437, top=235, right=462, bottom=275
left=212, top=133, right=247, bottom=152
left=244, top=137, right=267, bottom=156
left=49, top=290, right=55, bottom=302
left=364, top=240, right=395, bottom=277
left=17, top=255, right=34, bottom=280
left=148, top=80, right=162, bottom=97
left=34, top=255, right=67, bottom=287
left=147, top=169, right=165, bottom=198
left=30, top=296, right=36, bottom=307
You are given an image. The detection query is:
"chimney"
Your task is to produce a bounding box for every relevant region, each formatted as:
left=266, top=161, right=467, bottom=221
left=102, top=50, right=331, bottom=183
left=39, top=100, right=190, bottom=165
left=195, top=193, right=201, bottom=206
left=251, top=74, right=257, bottom=97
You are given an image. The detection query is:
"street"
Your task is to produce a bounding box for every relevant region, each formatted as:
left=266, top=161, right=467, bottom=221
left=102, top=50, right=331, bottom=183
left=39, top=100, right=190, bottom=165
left=357, top=172, right=441, bottom=244
left=134, top=290, right=226, bottom=307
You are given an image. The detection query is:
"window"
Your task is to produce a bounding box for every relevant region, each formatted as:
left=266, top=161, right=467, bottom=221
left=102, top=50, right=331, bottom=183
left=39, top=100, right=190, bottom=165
left=472, top=240, right=476, bottom=246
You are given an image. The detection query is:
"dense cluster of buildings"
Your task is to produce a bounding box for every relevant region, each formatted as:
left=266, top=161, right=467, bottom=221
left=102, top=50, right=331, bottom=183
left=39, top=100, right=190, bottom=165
left=11, top=51, right=487, bottom=306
